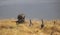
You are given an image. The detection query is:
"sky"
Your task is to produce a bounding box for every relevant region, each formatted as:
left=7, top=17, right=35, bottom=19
left=0, top=0, right=60, bottom=19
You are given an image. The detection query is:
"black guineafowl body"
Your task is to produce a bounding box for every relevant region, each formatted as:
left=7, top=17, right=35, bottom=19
left=17, top=14, right=25, bottom=23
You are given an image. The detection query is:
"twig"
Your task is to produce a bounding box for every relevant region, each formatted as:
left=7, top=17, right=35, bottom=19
left=41, top=19, right=44, bottom=29
left=29, top=19, right=33, bottom=26
left=50, top=21, right=56, bottom=35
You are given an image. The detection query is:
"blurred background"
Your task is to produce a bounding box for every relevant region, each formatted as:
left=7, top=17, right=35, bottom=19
left=0, top=0, right=60, bottom=20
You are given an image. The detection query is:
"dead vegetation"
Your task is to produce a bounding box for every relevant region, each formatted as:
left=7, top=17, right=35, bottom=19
left=0, top=19, right=60, bottom=35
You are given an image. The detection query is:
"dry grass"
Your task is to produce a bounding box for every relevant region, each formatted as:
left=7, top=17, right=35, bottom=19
left=0, top=19, right=60, bottom=35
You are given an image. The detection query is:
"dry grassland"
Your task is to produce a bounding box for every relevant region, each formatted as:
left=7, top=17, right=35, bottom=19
left=0, top=19, right=60, bottom=35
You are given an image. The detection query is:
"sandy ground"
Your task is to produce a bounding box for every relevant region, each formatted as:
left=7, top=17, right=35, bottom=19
left=0, top=19, right=60, bottom=35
